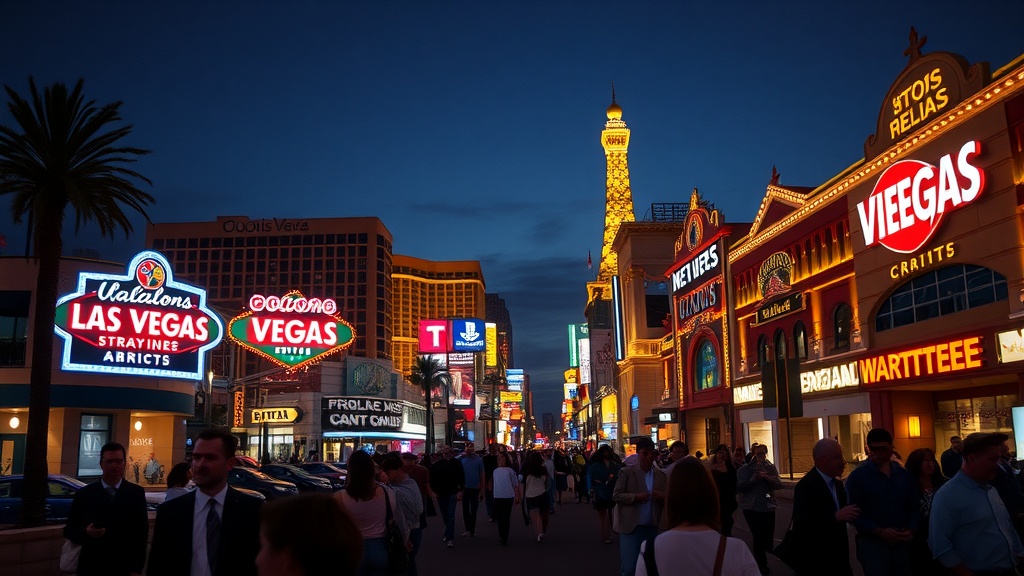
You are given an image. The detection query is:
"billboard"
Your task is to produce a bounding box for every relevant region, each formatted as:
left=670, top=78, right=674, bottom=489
left=228, top=290, right=355, bottom=370
left=486, top=322, right=498, bottom=367
left=506, top=368, right=524, bottom=391
left=53, top=250, right=223, bottom=380
left=451, top=318, right=486, bottom=352
left=418, top=320, right=449, bottom=353
left=448, top=352, right=475, bottom=405
left=567, top=323, right=588, bottom=367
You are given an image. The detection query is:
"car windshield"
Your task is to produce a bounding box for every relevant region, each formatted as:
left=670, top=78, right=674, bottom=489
left=236, top=468, right=275, bottom=481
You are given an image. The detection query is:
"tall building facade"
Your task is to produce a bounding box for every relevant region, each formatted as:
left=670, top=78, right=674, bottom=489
left=485, top=293, right=514, bottom=368
left=391, top=255, right=486, bottom=377
left=146, top=215, right=393, bottom=361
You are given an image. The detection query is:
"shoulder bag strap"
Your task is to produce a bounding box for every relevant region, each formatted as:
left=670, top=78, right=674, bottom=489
left=642, top=535, right=659, bottom=576
left=379, top=482, right=394, bottom=524
left=712, top=534, right=727, bottom=576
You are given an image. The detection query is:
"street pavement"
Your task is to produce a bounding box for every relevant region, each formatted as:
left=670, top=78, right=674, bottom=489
left=415, top=483, right=866, bottom=576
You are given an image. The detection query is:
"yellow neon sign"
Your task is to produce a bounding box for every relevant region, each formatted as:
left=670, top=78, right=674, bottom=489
left=859, top=336, right=984, bottom=385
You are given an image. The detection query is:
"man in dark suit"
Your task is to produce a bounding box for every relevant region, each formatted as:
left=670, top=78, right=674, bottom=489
left=64, top=441, right=149, bottom=576
left=789, top=438, right=860, bottom=576
left=147, top=429, right=263, bottom=576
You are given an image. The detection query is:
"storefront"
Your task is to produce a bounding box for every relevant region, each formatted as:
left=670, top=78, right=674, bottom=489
left=666, top=190, right=741, bottom=457
left=849, top=42, right=1024, bottom=457
left=321, top=396, right=426, bottom=462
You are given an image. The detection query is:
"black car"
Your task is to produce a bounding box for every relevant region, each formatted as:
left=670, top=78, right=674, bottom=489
left=0, top=474, right=84, bottom=525
left=297, top=462, right=347, bottom=490
left=226, top=467, right=298, bottom=500
left=259, top=464, right=334, bottom=493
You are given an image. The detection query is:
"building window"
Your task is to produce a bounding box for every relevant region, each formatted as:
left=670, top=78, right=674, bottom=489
left=694, top=339, right=719, bottom=391
left=774, top=329, right=787, bottom=361
left=0, top=291, right=30, bottom=366
left=756, top=335, right=769, bottom=367
left=834, top=303, right=852, bottom=351
left=78, top=414, right=111, bottom=477
left=875, top=265, right=1008, bottom=332
left=794, top=322, right=808, bottom=359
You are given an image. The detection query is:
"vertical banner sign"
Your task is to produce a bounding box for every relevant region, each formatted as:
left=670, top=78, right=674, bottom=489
left=418, top=320, right=449, bottom=353
left=54, top=250, right=223, bottom=379
left=448, top=352, right=475, bottom=405
left=486, top=322, right=498, bottom=367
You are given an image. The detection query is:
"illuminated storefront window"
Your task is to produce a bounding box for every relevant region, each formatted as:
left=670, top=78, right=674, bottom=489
left=936, top=395, right=1017, bottom=454
left=78, top=414, right=111, bottom=477
left=834, top=303, right=852, bottom=351
left=695, top=339, right=719, bottom=391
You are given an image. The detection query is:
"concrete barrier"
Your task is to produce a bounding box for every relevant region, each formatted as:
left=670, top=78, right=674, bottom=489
left=0, top=515, right=156, bottom=576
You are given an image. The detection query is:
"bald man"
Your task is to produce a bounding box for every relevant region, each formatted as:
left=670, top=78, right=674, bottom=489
left=788, top=438, right=859, bottom=576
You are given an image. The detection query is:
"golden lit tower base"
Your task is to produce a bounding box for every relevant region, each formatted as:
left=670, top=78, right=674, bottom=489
left=598, top=88, right=636, bottom=281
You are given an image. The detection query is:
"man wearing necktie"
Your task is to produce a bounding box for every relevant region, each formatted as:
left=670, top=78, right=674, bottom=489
left=65, top=442, right=149, bottom=576
left=148, top=429, right=263, bottom=576
left=789, top=438, right=860, bottom=576
left=992, top=441, right=1024, bottom=543
left=930, top=432, right=1024, bottom=576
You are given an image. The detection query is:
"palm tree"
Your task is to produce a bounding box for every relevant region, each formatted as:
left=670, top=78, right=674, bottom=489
left=409, top=355, right=450, bottom=458
left=0, top=78, right=154, bottom=527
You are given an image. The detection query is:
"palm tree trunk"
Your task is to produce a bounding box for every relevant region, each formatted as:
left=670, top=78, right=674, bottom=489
left=20, top=215, right=62, bottom=527
left=425, top=382, right=433, bottom=459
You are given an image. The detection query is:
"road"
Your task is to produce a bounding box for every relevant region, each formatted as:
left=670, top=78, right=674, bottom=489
left=415, top=483, right=865, bottom=576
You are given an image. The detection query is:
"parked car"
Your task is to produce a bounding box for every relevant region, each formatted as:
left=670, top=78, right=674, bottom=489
left=226, top=466, right=298, bottom=500
left=233, top=455, right=261, bottom=469
left=0, top=474, right=85, bottom=525
left=297, top=462, right=347, bottom=490
left=259, top=464, right=333, bottom=493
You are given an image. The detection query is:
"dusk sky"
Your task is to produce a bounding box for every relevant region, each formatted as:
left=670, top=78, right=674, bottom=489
left=3, top=2, right=1023, bottom=417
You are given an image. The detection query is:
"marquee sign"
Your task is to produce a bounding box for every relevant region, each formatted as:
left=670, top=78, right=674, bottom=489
left=859, top=335, right=984, bottom=385
left=54, top=250, right=223, bottom=379
left=856, top=140, right=985, bottom=254
left=228, top=290, right=355, bottom=370
left=251, top=406, right=303, bottom=424
left=753, top=293, right=805, bottom=326
left=321, top=396, right=422, bottom=433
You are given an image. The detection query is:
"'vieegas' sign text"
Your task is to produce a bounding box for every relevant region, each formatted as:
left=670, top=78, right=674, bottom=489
left=857, top=140, right=985, bottom=254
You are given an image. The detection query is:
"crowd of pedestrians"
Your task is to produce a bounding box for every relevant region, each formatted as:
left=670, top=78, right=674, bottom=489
left=58, top=428, right=1024, bottom=576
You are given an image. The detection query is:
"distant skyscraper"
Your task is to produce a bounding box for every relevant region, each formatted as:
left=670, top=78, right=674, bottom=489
left=391, top=255, right=486, bottom=377
left=542, top=412, right=557, bottom=437
left=486, top=293, right=514, bottom=368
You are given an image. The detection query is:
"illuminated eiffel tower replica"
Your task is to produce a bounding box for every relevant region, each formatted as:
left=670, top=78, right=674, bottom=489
left=584, top=88, right=636, bottom=402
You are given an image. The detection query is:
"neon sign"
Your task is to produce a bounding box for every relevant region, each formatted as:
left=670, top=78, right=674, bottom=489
left=859, top=336, right=984, bottom=385
left=856, top=140, right=985, bottom=254
left=228, top=290, right=355, bottom=370
left=54, top=251, right=223, bottom=379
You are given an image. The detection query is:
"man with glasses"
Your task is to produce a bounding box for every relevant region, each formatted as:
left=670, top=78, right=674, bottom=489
left=612, top=436, right=667, bottom=576
left=661, top=440, right=689, bottom=475
left=941, top=436, right=964, bottom=479
left=845, top=428, right=918, bottom=576
left=65, top=442, right=149, bottom=576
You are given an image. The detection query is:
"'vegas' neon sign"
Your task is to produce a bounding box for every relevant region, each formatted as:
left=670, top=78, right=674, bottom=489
left=228, top=290, right=355, bottom=370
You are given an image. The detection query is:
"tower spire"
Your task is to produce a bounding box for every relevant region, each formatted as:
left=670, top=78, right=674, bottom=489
left=598, top=90, right=635, bottom=280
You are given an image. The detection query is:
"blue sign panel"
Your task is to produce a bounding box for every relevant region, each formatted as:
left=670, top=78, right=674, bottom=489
left=451, top=318, right=486, bottom=352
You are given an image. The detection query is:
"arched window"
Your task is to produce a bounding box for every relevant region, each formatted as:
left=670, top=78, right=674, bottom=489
left=794, top=322, right=808, bottom=359
left=757, top=335, right=769, bottom=367
left=695, top=339, right=719, bottom=391
left=834, top=303, right=852, bottom=351
left=876, top=264, right=1008, bottom=332
left=774, top=329, right=788, bottom=361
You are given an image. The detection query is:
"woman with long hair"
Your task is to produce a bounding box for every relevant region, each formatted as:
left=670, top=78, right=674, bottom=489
left=636, top=457, right=759, bottom=575
left=522, top=451, right=550, bottom=542
left=334, top=450, right=409, bottom=576
left=588, top=444, right=619, bottom=544
left=163, top=461, right=192, bottom=502
left=491, top=451, right=521, bottom=545
left=708, top=444, right=739, bottom=537
left=905, top=448, right=947, bottom=576
left=257, top=492, right=362, bottom=576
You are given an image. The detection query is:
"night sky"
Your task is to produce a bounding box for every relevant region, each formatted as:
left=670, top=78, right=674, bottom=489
left=2, top=2, right=1023, bottom=417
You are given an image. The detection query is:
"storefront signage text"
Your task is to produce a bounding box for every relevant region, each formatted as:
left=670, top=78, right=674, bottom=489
left=857, top=140, right=984, bottom=254
left=53, top=251, right=224, bottom=379
left=888, top=67, right=949, bottom=141
left=802, top=362, right=859, bottom=393
left=322, top=397, right=405, bottom=431
left=233, top=391, right=244, bottom=428
left=997, top=328, right=1024, bottom=364
left=251, top=407, right=302, bottom=424
left=859, top=336, right=984, bottom=385
left=228, top=290, right=355, bottom=370
left=677, top=279, right=721, bottom=321
left=890, top=242, right=956, bottom=280
left=671, top=243, right=720, bottom=293
left=734, top=382, right=763, bottom=405
left=754, top=293, right=804, bottom=326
